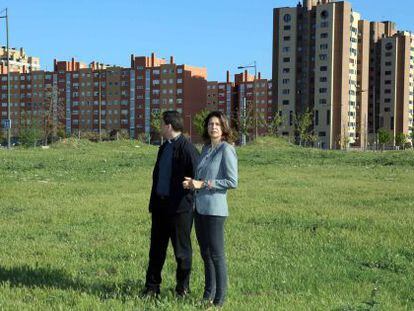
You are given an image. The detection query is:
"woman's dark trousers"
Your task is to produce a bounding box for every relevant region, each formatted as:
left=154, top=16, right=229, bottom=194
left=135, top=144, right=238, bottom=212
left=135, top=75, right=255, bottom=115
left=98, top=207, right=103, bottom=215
left=195, top=211, right=227, bottom=306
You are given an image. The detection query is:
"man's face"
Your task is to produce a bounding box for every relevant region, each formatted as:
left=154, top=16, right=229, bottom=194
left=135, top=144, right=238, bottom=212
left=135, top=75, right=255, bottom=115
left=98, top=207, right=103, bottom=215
left=161, top=121, right=171, bottom=139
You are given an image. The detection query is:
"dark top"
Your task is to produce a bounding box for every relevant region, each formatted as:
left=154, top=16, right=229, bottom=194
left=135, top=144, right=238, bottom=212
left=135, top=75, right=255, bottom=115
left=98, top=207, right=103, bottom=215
left=156, top=136, right=177, bottom=196
left=149, top=134, right=200, bottom=214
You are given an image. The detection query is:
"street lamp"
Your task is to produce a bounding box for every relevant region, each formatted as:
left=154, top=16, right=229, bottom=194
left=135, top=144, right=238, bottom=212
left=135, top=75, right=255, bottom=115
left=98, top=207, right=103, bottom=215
left=0, top=8, right=10, bottom=149
left=237, top=61, right=258, bottom=140
left=98, top=69, right=102, bottom=141
left=185, top=114, right=192, bottom=142
left=356, top=87, right=368, bottom=150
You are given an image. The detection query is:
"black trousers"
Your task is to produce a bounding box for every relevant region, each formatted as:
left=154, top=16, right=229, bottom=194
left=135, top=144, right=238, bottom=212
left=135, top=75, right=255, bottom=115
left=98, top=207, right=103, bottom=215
left=145, top=201, right=193, bottom=292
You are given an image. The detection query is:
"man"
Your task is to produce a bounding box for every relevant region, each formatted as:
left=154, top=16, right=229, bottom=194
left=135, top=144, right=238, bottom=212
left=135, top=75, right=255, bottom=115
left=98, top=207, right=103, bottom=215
left=142, top=110, right=199, bottom=298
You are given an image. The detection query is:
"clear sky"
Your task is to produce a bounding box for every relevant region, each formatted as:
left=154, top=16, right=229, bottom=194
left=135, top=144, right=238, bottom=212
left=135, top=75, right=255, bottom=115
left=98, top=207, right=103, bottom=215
left=2, top=0, right=414, bottom=81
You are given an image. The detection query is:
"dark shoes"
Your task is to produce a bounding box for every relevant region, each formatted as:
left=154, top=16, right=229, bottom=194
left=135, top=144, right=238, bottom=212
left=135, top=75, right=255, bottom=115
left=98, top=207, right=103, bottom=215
left=140, top=286, right=160, bottom=298
left=175, top=287, right=190, bottom=298
left=141, top=286, right=190, bottom=299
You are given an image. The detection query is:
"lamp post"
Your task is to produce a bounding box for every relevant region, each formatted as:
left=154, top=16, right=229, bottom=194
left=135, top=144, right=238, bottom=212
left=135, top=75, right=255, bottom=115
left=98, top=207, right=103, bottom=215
left=356, top=87, right=368, bottom=150
left=237, top=61, right=258, bottom=140
left=98, top=69, right=102, bottom=141
left=185, top=114, right=192, bottom=142
left=0, top=9, right=10, bottom=148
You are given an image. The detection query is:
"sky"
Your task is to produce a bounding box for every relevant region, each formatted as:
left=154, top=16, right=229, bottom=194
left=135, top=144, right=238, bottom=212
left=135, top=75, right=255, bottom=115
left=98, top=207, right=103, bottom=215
left=2, top=0, right=414, bottom=81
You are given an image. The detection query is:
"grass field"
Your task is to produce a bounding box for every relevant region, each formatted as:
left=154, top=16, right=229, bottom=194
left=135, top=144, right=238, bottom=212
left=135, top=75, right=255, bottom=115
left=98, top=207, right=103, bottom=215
left=0, top=137, right=413, bottom=310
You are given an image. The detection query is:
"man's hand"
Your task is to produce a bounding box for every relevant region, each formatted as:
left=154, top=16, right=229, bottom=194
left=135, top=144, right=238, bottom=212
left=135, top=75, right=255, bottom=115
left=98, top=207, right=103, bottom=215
left=182, top=177, right=204, bottom=190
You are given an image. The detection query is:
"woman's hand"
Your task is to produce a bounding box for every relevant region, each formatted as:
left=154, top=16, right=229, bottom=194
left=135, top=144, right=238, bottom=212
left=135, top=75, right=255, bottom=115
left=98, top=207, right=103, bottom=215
left=183, top=177, right=204, bottom=190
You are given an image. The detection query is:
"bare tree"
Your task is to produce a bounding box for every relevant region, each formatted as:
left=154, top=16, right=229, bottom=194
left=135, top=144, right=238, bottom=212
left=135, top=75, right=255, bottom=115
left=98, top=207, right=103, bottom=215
left=41, top=84, right=64, bottom=146
left=238, top=103, right=255, bottom=144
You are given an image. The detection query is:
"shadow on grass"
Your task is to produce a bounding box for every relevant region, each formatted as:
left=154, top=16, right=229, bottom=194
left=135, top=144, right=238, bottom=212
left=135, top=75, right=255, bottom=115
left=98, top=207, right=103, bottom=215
left=0, top=265, right=145, bottom=301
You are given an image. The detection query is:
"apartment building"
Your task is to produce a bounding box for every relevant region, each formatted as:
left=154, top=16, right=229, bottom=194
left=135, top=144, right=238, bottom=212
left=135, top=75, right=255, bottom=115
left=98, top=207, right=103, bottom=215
left=273, top=0, right=414, bottom=148
left=130, top=53, right=207, bottom=141
left=378, top=32, right=414, bottom=143
left=0, top=53, right=207, bottom=142
left=368, top=21, right=397, bottom=139
left=0, top=47, right=40, bottom=73
left=207, top=71, right=235, bottom=124
left=273, top=0, right=371, bottom=149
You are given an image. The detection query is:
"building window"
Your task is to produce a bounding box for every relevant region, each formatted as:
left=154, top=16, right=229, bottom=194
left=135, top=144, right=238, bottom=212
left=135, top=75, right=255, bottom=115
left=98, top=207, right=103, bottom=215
left=283, top=57, right=291, bottom=63
left=283, top=36, right=291, bottom=41
left=320, top=66, right=327, bottom=71
left=320, top=44, right=328, bottom=50
left=321, top=33, right=328, bottom=39
left=319, top=88, right=327, bottom=93
left=320, top=77, right=327, bottom=82
left=282, top=100, right=289, bottom=105
left=283, top=14, right=291, bottom=23
left=385, top=42, right=393, bottom=50
left=284, top=25, right=291, bottom=30
left=282, top=68, right=290, bottom=73
left=282, top=89, right=290, bottom=95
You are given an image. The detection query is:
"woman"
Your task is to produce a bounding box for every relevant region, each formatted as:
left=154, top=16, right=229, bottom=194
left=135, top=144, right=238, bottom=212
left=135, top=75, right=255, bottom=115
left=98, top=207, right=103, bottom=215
left=183, top=111, right=238, bottom=307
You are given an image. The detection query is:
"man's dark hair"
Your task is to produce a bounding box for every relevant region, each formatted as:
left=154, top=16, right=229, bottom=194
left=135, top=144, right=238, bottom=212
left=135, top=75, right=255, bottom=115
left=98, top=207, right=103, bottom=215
left=162, top=110, right=184, bottom=132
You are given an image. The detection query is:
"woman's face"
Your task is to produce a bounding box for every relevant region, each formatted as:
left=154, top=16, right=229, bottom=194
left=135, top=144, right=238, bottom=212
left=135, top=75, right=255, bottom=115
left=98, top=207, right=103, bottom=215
left=208, top=116, right=223, bottom=140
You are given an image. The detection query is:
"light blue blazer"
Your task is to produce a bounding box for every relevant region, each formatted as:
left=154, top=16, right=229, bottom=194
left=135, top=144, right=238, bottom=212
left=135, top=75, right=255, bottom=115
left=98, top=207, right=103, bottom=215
left=194, top=141, right=238, bottom=217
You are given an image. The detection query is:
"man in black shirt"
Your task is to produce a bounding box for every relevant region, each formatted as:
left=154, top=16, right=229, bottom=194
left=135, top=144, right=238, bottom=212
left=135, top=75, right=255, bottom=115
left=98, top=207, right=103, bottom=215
left=142, top=110, right=199, bottom=298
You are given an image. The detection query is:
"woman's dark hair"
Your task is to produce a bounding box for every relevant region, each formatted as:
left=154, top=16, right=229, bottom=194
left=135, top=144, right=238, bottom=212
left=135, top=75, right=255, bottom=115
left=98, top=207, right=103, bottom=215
left=202, top=111, right=234, bottom=144
left=162, top=110, right=184, bottom=132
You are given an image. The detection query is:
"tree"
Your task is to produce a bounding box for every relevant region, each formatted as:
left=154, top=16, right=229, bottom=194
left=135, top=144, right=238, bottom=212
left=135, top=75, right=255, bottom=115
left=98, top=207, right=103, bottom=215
left=40, top=84, right=65, bottom=146
left=193, top=109, right=211, bottom=139
left=395, top=132, right=408, bottom=150
left=238, top=104, right=255, bottom=145
left=150, top=110, right=163, bottom=144
left=265, top=111, right=284, bottom=137
left=409, top=127, right=414, bottom=149
left=340, top=124, right=351, bottom=150
left=294, top=109, right=313, bottom=147
left=20, top=125, right=42, bottom=147
left=378, top=128, right=391, bottom=151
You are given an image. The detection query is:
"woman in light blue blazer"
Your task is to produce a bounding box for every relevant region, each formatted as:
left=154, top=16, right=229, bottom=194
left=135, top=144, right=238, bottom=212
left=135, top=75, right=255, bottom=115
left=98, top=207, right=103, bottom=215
left=183, top=111, right=238, bottom=307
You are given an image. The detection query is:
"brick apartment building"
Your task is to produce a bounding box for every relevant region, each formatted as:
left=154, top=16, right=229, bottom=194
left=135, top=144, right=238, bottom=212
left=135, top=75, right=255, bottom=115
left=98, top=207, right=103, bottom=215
left=207, top=70, right=273, bottom=141
left=0, top=52, right=207, bottom=142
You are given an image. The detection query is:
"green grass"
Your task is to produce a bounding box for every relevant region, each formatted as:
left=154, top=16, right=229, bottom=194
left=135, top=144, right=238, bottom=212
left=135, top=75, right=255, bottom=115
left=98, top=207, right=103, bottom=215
left=0, top=137, right=413, bottom=310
